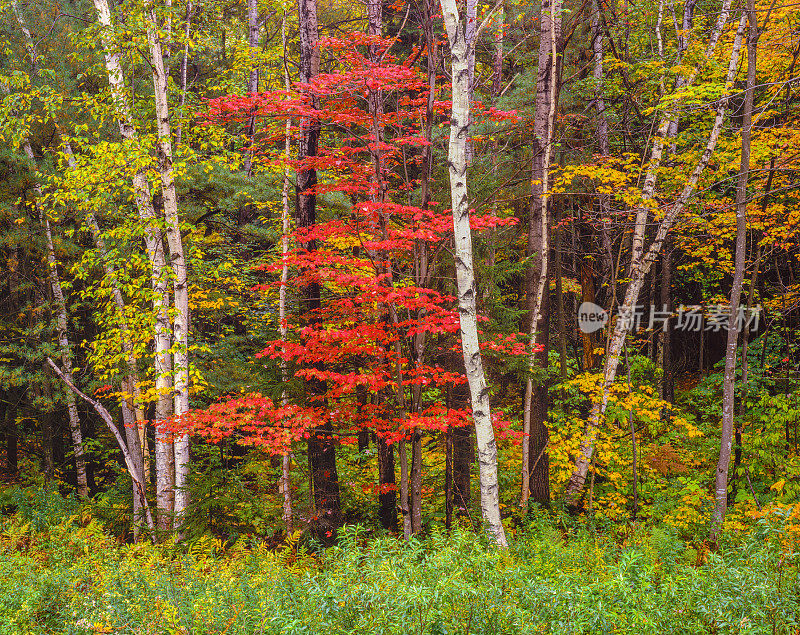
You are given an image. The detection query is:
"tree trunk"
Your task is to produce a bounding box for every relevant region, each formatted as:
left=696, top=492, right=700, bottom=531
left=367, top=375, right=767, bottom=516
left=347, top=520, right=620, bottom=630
left=628, top=0, right=734, bottom=275
left=377, top=436, right=397, bottom=531
left=521, top=0, right=559, bottom=506
left=144, top=0, right=191, bottom=528
left=121, top=379, right=146, bottom=540
left=398, top=438, right=412, bottom=539
left=453, top=424, right=472, bottom=514
left=528, top=292, right=550, bottom=507
left=440, top=0, right=507, bottom=547
left=10, top=0, right=89, bottom=499
left=279, top=13, right=294, bottom=538
left=242, top=0, right=260, bottom=177
left=444, top=426, right=453, bottom=529
left=659, top=246, right=674, bottom=403
left=410, top=430, right=423, bottom=533
left=565, top=15, right=747, bottom=504
left=712, top=2, right=757, bottom=539
left=60, top=137, right=150, bottom=489
left=90, top=0, right=174, bottom=531
left=591, top=0, right=609, bottom=156
left=175, top=0, right=193, bottom=147
left=48, top=358, right=155, bottom=534
left=297, top=0, right=340, bottom=544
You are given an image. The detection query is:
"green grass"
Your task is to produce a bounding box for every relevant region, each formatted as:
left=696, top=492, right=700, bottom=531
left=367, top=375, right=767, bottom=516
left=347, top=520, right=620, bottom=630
left=0, top=508, right=798, bottom=635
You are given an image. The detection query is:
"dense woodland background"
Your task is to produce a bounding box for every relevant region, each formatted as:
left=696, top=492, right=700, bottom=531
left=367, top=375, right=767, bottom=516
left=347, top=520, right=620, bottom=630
left=1, top=0, right=800, bottom=555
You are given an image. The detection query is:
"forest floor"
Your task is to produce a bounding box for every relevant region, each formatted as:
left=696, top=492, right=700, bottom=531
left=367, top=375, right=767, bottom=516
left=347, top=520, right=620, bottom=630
left=1, top=499, right=798, bottom=635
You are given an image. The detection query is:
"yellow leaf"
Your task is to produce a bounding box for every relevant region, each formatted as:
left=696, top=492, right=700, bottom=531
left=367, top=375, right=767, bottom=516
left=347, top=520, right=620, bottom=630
left=771, top=479, right=786, bottom=492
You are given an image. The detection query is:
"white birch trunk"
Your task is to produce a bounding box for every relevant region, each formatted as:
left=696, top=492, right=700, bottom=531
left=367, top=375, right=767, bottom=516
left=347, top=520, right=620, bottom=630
left=629, top=0, right=733, bottom=274
left=565, top=14, right=748, bottom=501
left=60, top=136, right=150, bottom=513
left=47, top=358, right=155, bottom=534
left=91, top=0, right=175, bottom=529
left=144, top=1, right=191, bottom=526
left=441, top=0, right=507, bottom=547
left=21, top=145, right=89, bottom=499
left=242, top=0, right=260, bottom=176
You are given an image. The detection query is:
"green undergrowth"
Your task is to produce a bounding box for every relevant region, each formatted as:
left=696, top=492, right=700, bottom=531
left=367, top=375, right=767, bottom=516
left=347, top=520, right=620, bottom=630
left=0, top=491, right=798, bottom=635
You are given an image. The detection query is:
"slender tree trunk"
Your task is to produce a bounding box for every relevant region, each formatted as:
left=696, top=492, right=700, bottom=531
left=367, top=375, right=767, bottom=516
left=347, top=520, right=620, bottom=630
left=712, top=2, right=757, bottom=539
left=580, top=258, right=597, bottom=370
left=297, top=0, right=340, bottom=543
left=464, top=0, right=477, bottom=162
left=624, top=344, right=638, bottom=520
left=144, top=0, right=191, bottom=527
left=590, top=0, right=613, bottom=290
left=666, top=0, right=698, bottom=143
left=591, top=0, right=609, bottom=156
left=22, top=149, right=89, bottom=498
left=491, top=4, right=504, bottom=99
left=565, top=15, right=747, bottom=503
left=91, top=0, right=174, bottom=531
left=659, top=246, right=674, bottom=403
left=279, top=13, right=294, bottom=538
left=10, top=0, right=88, bottom=498
left=521, top=0, right=559, bottom=506
left=528, top=293, right=551, bottom=506
left=122, top=378, right=146, bottom=540
left=440, top=0, right=507, bottom=547
left=554, top=204, right=568, bottom=384
left=398, top=438, right=412, bottom=539
left=175, top=0, right=193, bottom=147
left=732, top=161, right=775, bottom=502
left=377, top=437, right=397, bottom=531
left=61, top=137, right=149, bottom=507
left=445, top=426, right=453, bottom=529
left=628, top=0, right=734, bottom=275
left=411, top=430, right=423, bottom=533
left=453, top=430, right=472, bottom=515
left=48, top=359, right=155, bottom=534
left=242, top=0, right=259, bottom=177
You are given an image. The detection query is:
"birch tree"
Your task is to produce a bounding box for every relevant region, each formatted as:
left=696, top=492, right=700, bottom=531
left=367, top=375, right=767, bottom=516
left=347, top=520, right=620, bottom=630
left=565, top=11, right=748, bottom=502
left=440, top=0, right=507, bottom=547
left=90, top=0, right=175, bottom=530
left=143, top=0, right=191, bottom=527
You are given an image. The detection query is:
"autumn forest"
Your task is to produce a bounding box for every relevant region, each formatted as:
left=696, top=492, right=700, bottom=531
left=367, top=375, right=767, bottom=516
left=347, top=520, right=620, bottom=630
left=1, top=0, right=799, bottom=631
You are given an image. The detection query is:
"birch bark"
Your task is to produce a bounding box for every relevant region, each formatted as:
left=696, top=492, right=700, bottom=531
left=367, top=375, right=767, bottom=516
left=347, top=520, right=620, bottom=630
left=565, top=14, right=748, bottom=502
left=21, top=144, right=89, bottom=499
left=60, top=137, right=149, bottom=527
left=629, top=0, right=734, bottom=272
left=90, top=0, right=174, bottom=530
left=47, top=358, right=155, bottom=534
left=242, top=0, right=260, bottom=177
left=440, top=0, right=507, bottom=547
left=143, top=0, right=191, bottom=528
